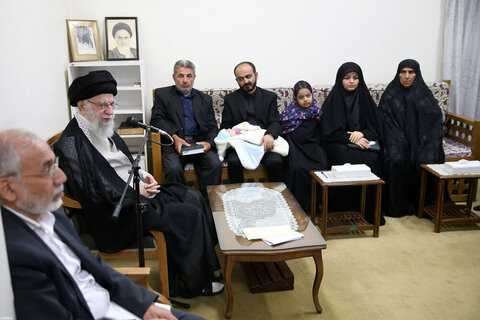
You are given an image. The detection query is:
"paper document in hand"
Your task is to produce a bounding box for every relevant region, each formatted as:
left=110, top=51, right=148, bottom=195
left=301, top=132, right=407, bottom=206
left=242, top=225, right=298, bottom=240
left=262, top=231, right=304, bottom=246
left=181, top=143, right=204, bottom=156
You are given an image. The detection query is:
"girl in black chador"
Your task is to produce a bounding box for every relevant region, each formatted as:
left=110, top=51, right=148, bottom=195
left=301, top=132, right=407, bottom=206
left=379, top=59, right=446, bottom=217
left=280, top=80, right=328, bottom=210
left=321, top=62, right=385, bottom=225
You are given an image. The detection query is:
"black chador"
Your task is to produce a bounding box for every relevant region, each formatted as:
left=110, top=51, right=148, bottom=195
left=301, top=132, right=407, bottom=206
left=379, top=59, right=446, bottom=217
left=321, top=62, right=384, bottom=225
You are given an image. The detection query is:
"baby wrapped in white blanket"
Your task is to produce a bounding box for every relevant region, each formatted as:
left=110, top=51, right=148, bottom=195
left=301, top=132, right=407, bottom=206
left=215, top=122, right=289, bottom=170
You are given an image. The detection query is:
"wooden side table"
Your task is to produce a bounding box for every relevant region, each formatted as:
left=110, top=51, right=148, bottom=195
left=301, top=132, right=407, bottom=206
left=310, top=171, right=384, bottom=240
left=418, top=164, right=480, bottom=232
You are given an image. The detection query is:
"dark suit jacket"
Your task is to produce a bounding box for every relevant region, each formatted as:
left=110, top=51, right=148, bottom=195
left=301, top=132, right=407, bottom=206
left=1, top=207, right=156, bottom=320
left=151, top=86, right=218, bottom=148
left=221, top=87, right=281, bottom=139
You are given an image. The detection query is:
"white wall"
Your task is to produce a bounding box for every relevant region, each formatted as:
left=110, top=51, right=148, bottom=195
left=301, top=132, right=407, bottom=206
left=1, top=0, right=445, bottom=135
left=0, top=0, right=70, bottom=140
left=68, top=0, right=446, bottom=121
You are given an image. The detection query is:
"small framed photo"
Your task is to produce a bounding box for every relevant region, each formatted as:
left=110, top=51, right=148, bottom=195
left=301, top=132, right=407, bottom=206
left=105, top=17, right=139, bottom=60
left=66, top=20, right=103, bottom=62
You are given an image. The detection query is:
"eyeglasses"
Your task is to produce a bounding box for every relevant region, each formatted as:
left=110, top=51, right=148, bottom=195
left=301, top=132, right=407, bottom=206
left=3, top=157, right=59, bottom=179
left=87, top=100, right=119, bottom=110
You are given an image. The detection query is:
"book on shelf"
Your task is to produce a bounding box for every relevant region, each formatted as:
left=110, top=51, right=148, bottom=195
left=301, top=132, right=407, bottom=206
left=117, top=127, right=143, bottom=135
left=181, top=143, right=204, bottom=156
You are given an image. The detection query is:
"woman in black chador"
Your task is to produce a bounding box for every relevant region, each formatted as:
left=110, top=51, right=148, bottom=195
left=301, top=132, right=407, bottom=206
left=321, top=62, right=384, bottom=225
left=280, top=80, right=328, bottom=210
left=379, top=59, right=446, bottom=217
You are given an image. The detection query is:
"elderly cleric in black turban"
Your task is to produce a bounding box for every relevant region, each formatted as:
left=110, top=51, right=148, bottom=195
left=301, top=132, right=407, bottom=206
left=68, top=70, right=117, bottom=106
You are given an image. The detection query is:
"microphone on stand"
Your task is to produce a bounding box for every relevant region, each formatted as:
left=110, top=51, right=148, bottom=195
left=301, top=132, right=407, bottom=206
left=122, top=116, right=188, bottom=309
left=126, top=116, right=168, bottom=136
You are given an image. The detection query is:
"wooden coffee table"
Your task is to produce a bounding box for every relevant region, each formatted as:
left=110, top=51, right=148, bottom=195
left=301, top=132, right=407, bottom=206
left=207, top=183, right=327, bottom=319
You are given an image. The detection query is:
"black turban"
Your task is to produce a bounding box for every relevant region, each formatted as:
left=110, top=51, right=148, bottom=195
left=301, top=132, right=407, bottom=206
left=112, top=22, right=133, bottom=38
left=68, top=70, right=117, bottom=106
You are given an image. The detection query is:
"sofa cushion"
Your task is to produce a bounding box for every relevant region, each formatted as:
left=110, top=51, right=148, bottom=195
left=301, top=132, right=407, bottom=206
left=443, top=137, right=472, bottom=159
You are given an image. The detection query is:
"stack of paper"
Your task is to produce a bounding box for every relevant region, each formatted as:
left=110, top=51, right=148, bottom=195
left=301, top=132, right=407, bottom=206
left=331, top=163, right=371, bottom=178
left=262, top=232, right=304, bottom=246
left=242, top=225, right=304, bottom=246
left=444, top=159, right=480, bottom=174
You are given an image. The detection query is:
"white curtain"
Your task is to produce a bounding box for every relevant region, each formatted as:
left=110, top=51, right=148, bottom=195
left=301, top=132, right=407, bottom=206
left=443, top=0, right=480, bottom=119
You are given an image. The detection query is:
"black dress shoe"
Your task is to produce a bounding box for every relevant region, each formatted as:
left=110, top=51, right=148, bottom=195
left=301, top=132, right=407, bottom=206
left=201, top=282, right=224, bottom=296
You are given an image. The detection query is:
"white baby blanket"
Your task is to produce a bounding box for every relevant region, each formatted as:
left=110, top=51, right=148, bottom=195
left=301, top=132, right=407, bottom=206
left=215, top=122, right=289, bottom=170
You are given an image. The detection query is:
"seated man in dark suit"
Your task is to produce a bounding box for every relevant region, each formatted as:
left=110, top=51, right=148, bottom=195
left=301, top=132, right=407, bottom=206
left=0, top=129, right=203, bottom=320
left=151, top=60, right=221, bottom=194
left=221, top=61, right=285, bottom=183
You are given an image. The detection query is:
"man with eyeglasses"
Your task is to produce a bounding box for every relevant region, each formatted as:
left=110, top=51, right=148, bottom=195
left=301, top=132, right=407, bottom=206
left=150, top=60, right=221, bottom=196
left=0, top=129, right=204, bottom=319
left=54, top=70, right=223, bottom=298
left=220, top=61, right=285, bottom=183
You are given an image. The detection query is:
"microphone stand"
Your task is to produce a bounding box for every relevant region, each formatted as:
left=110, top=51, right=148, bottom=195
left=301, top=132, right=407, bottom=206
left=112, top=129, right=190, bottom=309
left=112, top=128, right=150, bottom=267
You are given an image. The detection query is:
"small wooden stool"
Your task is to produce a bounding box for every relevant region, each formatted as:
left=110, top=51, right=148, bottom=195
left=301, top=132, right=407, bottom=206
left=418, top=164, right=480, bottom=232
left=310, top=171, right=384, bottom=240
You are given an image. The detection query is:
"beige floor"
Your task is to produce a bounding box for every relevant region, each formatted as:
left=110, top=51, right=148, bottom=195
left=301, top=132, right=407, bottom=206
left=110, top=195, right=480, bottom=320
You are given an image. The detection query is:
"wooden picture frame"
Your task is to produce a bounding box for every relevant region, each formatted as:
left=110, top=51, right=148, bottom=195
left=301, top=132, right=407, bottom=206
left=66, top=20, right=103, bottom=62
left=105, top=17, right=139, bottom=61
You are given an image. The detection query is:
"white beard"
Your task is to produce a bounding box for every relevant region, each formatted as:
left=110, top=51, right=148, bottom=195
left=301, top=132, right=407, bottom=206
left=85, top=106, right=115, bottom=140
left=15, top=185, right=64, bottom=215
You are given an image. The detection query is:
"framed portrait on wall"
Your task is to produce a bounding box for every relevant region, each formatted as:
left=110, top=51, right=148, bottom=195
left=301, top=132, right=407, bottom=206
left=66, top=20, right=103, bottom=62
left=105, top=17, right=139, bottom=60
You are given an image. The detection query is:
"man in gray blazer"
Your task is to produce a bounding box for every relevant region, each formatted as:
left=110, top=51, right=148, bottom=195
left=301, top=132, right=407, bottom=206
left=151, top=60, right=221, bottom=194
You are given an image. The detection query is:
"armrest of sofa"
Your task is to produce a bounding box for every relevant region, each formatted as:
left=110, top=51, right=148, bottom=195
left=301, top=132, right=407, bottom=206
left=444, top=112, right=480, bottom=160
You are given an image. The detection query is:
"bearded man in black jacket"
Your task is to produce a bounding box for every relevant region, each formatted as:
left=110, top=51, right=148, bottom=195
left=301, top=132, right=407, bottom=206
left=220, top=61, right=284, bottom=183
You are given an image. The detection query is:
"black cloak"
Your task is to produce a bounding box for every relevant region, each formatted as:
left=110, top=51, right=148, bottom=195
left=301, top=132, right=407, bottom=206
left=379, top=59, right=445, bottom=217
left=54, top=118, right=220, bottom=297
left=321, top=62, right=384, bottom=225
left=282, top=118, right=329, bottom=210
left=321, top=62, right=382, bottom=173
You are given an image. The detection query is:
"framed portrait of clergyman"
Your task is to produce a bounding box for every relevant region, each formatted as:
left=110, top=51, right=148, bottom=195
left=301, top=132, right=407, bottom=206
left=66, top=20, right=103, bottom=62
left=105, top=17, right=139, bottom=61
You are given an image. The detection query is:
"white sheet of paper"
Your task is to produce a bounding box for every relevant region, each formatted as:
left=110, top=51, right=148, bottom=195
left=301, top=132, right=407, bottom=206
left=262, top=232, right=304, bottom=246
left=243, top=225, right=296, bottom=240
